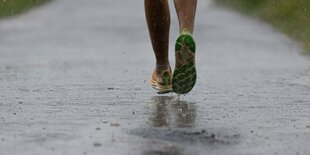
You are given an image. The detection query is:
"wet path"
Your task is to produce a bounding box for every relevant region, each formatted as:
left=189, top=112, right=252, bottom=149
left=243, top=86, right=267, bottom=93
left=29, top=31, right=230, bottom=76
left=0, top=0, right=310, bottom=155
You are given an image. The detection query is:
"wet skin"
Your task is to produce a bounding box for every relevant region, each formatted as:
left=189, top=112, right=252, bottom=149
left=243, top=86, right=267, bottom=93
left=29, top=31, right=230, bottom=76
left=144, top=0, right=197, bottom=72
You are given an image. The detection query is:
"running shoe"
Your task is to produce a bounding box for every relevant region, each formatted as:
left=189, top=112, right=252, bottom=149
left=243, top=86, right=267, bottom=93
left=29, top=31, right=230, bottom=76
left=172, top=28, right=197, bottom=94
left=150, top=69, right=173, bottom=94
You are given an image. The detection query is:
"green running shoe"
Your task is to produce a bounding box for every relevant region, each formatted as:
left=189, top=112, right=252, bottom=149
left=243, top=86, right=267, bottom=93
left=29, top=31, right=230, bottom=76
left=172, top=28, right=197, bottom=94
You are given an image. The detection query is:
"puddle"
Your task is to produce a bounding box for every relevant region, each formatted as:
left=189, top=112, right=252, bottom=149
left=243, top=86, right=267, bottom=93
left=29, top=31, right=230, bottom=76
left=148, top=96, right=196, bottom=128
left=130, top=96, right=241, bottom=146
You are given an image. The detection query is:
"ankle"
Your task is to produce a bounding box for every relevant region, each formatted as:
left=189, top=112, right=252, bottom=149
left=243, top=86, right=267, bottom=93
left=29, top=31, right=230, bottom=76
left=180, top=27, right=193, bottom=34
left=156, top=63, right=171, bottom=73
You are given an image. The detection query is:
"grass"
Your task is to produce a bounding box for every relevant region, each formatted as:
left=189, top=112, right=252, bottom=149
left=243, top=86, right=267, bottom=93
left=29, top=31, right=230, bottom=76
left=217, top=0, right=310, bottom=54
left=0, top=0, right=49, bottom=18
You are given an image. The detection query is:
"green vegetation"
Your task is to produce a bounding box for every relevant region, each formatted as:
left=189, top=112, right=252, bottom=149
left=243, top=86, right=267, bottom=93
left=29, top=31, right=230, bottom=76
left=217, top=0, right=310, bottom=54
left=0, top=0, right=48, bottom=18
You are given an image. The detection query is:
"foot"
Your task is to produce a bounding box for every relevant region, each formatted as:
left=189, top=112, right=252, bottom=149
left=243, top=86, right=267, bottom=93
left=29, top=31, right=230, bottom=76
left=172, top=28, right=197, bottom=94
left=150, top=69, right=173, bottom=94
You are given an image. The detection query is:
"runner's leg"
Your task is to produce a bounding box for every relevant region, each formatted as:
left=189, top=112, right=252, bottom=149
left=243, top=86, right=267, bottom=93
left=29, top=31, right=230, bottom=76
left=174, top=0, right=197, bottom=33
left=144, top=0, right=171, bottom=72
left=172, top=0, right=198, bottom=94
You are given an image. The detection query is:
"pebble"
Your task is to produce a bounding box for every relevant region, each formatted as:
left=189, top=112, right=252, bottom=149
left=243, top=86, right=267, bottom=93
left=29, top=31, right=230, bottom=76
left=93, top=142, right=102, bottom=147
left=110, top=123, right=120, bottom=127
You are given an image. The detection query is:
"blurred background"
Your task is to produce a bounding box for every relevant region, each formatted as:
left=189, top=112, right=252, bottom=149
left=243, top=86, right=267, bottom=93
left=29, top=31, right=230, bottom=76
left=1, top=0, right=309, bottom=55
left=0, top=0, right=48, bottom=17
left=1, top=0, right=309, bottom=53
left=217, top=0, right=310, bottom=54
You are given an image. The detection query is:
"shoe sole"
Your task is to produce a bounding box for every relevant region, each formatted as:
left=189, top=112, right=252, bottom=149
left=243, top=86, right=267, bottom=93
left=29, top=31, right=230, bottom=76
left=150, top=80, right=172, bottom=94
left=172, top=33, right=197, bottom=94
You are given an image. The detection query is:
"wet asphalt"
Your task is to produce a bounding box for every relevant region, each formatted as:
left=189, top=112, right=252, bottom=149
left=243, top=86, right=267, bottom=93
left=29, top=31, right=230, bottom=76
left=0, top=0, right=310, bottom=155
